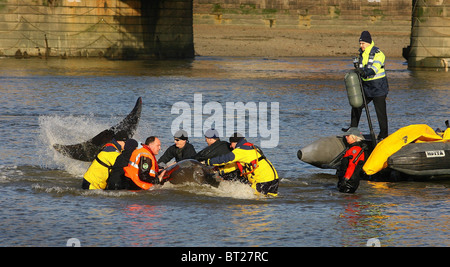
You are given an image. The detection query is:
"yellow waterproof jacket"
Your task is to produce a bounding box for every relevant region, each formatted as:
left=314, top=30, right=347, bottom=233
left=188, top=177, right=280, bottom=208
left=218, top=162, right=239, bottom=176
left=358, top=41, right=386, bottom=82
left=207, top=139, right=278, bottom=185
left=83, top=140, right=122, bottom=189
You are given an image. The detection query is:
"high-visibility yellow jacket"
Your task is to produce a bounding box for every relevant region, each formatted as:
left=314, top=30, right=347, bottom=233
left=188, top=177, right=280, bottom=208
left=357, top=41, right=389, bottom=97
left=207, top=139, right=278, bottom=186
left=83, top=140, right=122, bottom=189
left=358, top=41, right=386, bottom=81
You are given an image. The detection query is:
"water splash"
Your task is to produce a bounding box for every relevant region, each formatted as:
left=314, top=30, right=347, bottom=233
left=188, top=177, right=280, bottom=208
left=162, top=180, right=259, bottom=200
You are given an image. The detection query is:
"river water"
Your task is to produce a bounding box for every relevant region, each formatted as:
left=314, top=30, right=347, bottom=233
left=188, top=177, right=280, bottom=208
left=0, top=57, right=449, bottom=247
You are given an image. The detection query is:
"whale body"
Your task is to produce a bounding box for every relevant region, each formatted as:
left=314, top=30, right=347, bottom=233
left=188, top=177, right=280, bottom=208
left=163, top=159, right=220, bottom=187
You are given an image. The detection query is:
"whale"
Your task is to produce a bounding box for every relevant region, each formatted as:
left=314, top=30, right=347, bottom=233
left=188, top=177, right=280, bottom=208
left=52, top=98, right=221, bottom=187
left=53, top=97, right=142, bottom=162
left=163, top=159, right=221, bottom=187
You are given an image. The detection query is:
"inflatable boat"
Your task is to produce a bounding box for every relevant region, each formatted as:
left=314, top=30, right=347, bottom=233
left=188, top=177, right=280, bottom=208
left=297, top=136, right=347, bottom=169
left=298, top=124, right=450, bottom=179
left=387, top=142, right=450, bottom=176
left=300, top=69, right=450, bottom=179
left=364, top=124, right=450, bottom=177
left=297, top=135, right=374, bottom=170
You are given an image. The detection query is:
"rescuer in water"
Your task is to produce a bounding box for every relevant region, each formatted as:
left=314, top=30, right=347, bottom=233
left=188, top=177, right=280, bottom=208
left=82, top=130, right=128, bottom=190
left=124, top=136, right=167, bottom=190
left=105, top=138, right=139, bottom=190
left=337, top=127, right=366, bottom=193
left=206, top=133, right=279, bottom=196
left=193, top=128, right=243, bottom=182
left=343, top=31, right=389, bottom=141
left=158, top=129, right=197, bottom=167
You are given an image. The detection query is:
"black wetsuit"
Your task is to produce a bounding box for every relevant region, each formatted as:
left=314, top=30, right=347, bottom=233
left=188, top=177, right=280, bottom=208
left=157, top=143, right=197, bottom=165
left=193, top=140, right=231, bottom=162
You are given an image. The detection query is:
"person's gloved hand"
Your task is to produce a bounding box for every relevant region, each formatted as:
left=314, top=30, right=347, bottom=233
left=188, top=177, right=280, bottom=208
left=358, top=68, right=375, bottom=78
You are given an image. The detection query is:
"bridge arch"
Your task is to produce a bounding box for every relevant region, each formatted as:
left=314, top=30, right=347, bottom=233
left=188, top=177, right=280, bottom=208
left=0, top=0, right=448, bottom=69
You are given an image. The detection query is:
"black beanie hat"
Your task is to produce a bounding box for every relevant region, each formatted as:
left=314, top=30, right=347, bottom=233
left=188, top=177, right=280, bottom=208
left=359, top=31, right=372, bottom=44
left=229, top=132, right=244, bottom=143
left=174, top=129, right=189, bottom=140
left=124, top=139, right=138, bottom=151
left=114, top=130, right=129, bottom=142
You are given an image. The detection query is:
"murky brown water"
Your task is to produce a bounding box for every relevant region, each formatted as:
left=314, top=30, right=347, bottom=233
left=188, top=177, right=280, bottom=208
left=0, top=57, right=449, bottom=247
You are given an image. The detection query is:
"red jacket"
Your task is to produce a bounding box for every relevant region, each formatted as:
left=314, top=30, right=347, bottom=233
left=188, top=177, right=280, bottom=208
left=342, top=144, right=365, bottom=180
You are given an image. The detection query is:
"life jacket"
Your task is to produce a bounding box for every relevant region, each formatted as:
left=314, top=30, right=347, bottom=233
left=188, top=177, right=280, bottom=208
left=207, top=139, right=279, bottom=186
left=83, top=142, right=121, bottom=190
left=235, top=142, right=278, bottom=185
left=123, top=145, right=159, bottom=190
left=342, top=145, right=365, bottom=180
left=236, top=142, right=262, bottom=176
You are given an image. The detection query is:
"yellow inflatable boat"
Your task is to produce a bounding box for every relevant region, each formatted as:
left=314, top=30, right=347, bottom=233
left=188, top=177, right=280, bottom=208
left=363, top=124, right=450, bottom=176
left=298, top=123, right=450, bottom=178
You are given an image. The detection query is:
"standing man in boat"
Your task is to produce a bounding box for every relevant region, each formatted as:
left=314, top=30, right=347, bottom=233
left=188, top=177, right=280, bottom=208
left=337, top=128, right=366, bottom=193
left=206, top=133, right=279, bottom=196
left=344, top=31, right=389, bottom=141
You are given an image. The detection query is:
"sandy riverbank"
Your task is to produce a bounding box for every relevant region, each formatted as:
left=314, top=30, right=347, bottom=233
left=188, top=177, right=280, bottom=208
left=194, top=25, right=410, bottom=58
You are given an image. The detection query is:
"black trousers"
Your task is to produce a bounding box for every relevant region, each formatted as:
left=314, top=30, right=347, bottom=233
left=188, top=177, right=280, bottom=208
left=81, top=178, right=90, bottom=189
left=350, top=95, right=388, bottom=139
left=255, top=179, right=279, bottom=196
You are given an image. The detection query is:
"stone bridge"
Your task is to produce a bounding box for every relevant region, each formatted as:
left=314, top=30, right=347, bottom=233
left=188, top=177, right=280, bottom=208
left=0, top=0, right=448, bottom=68
left=0, top=0, right=194, bottom=59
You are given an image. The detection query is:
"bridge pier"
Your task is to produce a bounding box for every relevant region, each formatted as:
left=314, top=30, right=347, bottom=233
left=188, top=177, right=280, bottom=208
left=142, top=0, right=194, bottom=59
left=407, top=0, right=450, bottom=70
